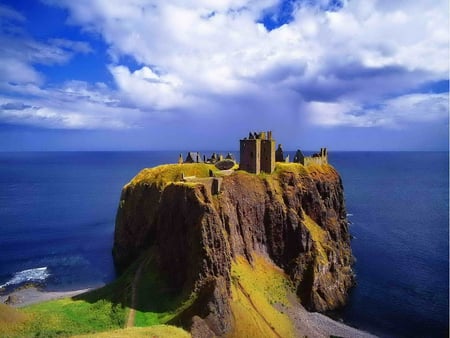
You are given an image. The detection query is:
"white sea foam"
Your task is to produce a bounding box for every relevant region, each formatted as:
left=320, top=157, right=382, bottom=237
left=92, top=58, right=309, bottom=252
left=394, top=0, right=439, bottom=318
left=347, top=213, right=353, bottom=217
left=0, top=267, right=50, bottom=289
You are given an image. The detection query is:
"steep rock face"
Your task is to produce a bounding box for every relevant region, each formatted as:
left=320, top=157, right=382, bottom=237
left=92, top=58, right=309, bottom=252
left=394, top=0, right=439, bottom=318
left=113, top=163, right=354, bottom=335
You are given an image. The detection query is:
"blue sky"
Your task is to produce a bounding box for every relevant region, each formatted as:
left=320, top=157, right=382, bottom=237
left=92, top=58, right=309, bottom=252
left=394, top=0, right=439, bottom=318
left=0, top=0, right=448, bottom=151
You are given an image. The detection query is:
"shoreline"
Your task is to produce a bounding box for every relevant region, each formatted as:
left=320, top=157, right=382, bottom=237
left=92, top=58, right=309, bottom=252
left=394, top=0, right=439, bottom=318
left=2, top=286, right=377, bottom=337
left=0, top=286, right=93, bottom=308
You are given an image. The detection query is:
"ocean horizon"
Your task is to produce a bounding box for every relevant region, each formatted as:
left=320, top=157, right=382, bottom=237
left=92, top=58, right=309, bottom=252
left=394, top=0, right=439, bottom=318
left=0, top=151, right=448, bottom=337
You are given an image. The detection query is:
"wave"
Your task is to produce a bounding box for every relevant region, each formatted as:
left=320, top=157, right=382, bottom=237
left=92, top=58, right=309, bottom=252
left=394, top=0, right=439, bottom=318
left=0, top=267, right=50, bottom=289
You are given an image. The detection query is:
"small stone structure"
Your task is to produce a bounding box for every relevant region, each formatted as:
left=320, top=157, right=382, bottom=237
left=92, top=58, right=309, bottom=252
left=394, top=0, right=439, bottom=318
left=304, top=148, right=328, bottom=165
left=239, top=131, right=276, bottom=174
left=181, top=175, right=223, bottom=195
left=293, top=149, right=305, bottom=165
left=185, top=152, right=203, bottom=163
left=275, top=144, right=290, bottom=163
left=274, top=145, right=327, bottom=166
left=275, top=144, right=284, bottom=162
left=181, top=152, right=236, bottom=166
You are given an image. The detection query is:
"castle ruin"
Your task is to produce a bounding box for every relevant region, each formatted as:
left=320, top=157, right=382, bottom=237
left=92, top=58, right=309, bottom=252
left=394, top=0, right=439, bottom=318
left=240, top=131, right=328, bottom=171
left=180, top=131, right=328, bottom=176
left=239, top=131, right=276, bottom=174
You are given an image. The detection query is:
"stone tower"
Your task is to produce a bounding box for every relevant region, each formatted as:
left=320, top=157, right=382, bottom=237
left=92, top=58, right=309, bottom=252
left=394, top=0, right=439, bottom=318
left=239, top=131, right=275, bottom=174
left=260, top=131, right=275, bottom=173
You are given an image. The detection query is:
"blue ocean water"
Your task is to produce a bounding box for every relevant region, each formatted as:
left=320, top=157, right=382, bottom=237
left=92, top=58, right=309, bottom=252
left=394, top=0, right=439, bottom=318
left=0, top=151, right=181, bottom=291
left=0, top=151, right=448, bottom=337
left=330, top=152, right=449, bottom=337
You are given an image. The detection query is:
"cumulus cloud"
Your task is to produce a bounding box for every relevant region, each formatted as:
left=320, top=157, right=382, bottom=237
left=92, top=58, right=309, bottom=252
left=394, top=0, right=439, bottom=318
left=109, top=65, right=194, bottom=110
left=50, top=0, right=448, bottom=109
left=1, top=0, right=448, bottom=135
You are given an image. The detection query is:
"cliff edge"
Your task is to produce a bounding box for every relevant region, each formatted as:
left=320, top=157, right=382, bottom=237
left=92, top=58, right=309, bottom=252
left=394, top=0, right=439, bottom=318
left=113, top=162, right=354, bottom=337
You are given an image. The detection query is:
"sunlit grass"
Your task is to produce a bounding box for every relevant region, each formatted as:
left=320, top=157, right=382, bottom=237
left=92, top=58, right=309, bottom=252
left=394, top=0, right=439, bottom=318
left=0, top=303, right=29, bottom=337
left=273, top=162, right=309, bottom=176
left=229, top=254, right=296, bottom=338
left=302, top=214, right=329, bottom=265
left=128, top=163, right=216, bottom=189
left=72, top=325, right=191, bottom=338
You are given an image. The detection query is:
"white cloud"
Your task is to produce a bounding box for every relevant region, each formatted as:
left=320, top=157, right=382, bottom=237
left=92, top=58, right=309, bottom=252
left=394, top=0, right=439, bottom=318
left=52, top=0, right=447, bottom=93
left=307, top=92, right=449, bottom=128
left=0, top=80, right=139, bottom=129
left=109, top=65, right=193, bottom=110
left=0, top=57, right=43, bottom=85
left=0, top=4, right=93, bottom=86
left=1, top=0, right=448, bottom=134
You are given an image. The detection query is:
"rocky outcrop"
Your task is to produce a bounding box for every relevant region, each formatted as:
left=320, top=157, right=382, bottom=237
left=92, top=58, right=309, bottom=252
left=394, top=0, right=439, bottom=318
left=113, top=163, right=354, bottom=336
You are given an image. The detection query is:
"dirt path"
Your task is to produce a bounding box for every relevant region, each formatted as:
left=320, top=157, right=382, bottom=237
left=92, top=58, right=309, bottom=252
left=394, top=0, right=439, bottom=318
left=236, top=280, right=282, bottom=338
left=125, top=263, right=144, bottom=328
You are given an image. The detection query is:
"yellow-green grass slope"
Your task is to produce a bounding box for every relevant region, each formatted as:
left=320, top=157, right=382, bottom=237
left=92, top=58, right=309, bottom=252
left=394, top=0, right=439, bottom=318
left=229, top=254, right=298, bottom=338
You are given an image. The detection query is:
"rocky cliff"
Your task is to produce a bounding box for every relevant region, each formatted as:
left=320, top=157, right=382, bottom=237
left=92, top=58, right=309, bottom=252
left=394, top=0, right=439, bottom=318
left=113, top=162, right=354, bottom=336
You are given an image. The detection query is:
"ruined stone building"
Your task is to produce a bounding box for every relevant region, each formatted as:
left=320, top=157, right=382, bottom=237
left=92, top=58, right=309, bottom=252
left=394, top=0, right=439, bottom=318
left=304, top=148, right=328, bottom=165
left=293, top=149, right=305, bottom=165
left=185, top=152, right=203, bottom=163
left=239, top=131, right=276, bottom=174
left=275, top=144, right=284, bottom=162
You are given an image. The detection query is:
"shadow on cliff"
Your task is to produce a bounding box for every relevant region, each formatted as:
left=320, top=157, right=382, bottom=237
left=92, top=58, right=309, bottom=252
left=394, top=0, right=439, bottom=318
left=71, top=250, right=191, bottom=320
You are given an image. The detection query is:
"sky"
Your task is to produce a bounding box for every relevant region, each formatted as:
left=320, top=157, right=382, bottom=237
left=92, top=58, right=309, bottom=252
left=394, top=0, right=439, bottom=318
left=0, top=0, right=448, bottom=151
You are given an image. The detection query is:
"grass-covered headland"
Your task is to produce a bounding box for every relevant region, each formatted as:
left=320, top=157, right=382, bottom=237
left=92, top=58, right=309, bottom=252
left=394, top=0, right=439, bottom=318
left=0, top=161, right=351, bottom=337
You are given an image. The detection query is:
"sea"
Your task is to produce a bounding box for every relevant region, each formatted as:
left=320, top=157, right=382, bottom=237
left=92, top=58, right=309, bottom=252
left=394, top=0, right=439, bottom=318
left=0, top=151, right=448, bottom=337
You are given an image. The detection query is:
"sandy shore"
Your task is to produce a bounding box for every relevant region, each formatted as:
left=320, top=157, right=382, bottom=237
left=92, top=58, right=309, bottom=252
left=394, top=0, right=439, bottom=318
left=0, top=286, right=92, bottom=308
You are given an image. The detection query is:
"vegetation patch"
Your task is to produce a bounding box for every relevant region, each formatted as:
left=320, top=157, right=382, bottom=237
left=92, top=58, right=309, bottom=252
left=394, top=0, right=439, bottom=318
left=302, top=214, right=329, bottom=265
left=0, top=249, right=197, bottom=337
left=128, top=163, right=216, bottom=189
left=0, top=303, right=30, bottom=337
left=305, top=163, right=338, bottom=181
left=72, top=325, right=191, bottom=338
left=273, top=162, right=308, bottom=177
left=229, top=254, right=295, bottom=338
left=132, top=253, right=198, bottom=327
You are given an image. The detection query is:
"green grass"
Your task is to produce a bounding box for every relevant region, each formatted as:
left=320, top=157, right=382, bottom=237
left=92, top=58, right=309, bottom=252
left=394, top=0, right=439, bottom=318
left=0, top=249, right=197, bottom=337
left=72, top=325, right=191, bottom=338
left=131, top=253, right=198, bottom=327
left=128, top=163, right=216, bottom=189
left=21, top=298, right=126, bottom=337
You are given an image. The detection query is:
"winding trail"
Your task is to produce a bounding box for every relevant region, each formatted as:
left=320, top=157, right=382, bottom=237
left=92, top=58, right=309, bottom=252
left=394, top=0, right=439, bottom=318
left=126, top=263, right=144, bottom=328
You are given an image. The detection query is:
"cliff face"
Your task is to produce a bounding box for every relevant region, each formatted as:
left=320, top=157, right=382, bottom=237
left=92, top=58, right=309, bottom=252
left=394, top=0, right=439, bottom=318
left=113, top=163, right=354, bottom=336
